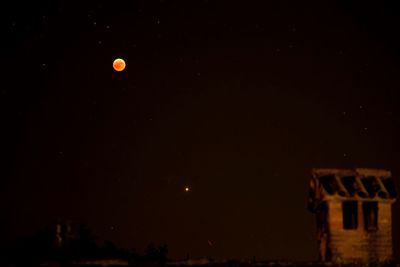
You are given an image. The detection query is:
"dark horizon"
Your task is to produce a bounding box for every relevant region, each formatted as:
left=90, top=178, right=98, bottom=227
left=1, top=0, right=400, bottom=261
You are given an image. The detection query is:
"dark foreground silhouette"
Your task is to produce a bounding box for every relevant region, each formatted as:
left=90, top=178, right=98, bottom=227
left=1, top=224, right=398, bottom=267
left=1, top=224, right=167, bottom=267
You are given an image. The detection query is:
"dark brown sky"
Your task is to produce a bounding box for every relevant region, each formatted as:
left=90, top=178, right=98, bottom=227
left=1, top=0, right=400, bottom=261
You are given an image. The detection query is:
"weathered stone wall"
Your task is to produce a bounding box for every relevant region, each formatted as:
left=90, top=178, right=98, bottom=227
left=326, top=201, right=393, bottom=262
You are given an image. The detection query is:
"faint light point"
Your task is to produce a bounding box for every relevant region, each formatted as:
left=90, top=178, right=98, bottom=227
left=185, top=186, right=190, bottom=192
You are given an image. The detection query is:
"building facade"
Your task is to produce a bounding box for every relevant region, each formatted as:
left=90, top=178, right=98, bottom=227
left=307, top=168, right=397, bottom=263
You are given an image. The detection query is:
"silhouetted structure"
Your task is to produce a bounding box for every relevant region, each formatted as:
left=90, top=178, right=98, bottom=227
left=308, top=168, right=397, bottom=263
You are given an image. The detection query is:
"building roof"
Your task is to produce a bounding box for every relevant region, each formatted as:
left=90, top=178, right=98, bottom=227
left=307, top=168, right=397, bottom=212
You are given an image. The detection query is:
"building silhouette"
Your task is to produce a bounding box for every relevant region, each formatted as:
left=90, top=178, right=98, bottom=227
left=308, top=168, right=397, bottom=263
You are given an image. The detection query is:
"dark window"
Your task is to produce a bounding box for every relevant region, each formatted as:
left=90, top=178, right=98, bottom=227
left=381, top=177, right=397, bottom=198
left=360, top=176, right=380, bottom=197
left=363, top=202, right=378, bottom=231
left=341, top=176, right=356, bottom=196
left=320, top=175, right=339, bottom=195
left=343, top=201, right=358, bottom=229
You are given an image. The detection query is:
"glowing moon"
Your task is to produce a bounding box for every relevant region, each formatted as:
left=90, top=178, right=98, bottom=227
left=113, top=58, right=126, bottom=72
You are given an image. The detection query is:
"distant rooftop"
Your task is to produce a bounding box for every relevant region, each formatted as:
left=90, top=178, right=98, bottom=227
left=308, top=168, right=397, bottom=212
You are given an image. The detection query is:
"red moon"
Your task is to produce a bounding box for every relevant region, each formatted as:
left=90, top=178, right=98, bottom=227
left=113, top=58, right=126, bottom=72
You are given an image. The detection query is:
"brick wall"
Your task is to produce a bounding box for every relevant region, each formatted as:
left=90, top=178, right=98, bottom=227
left=325, top=201, right=393, bottom=262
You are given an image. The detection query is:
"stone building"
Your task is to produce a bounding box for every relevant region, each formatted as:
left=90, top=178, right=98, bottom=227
left=307, top=168, right=397, bottom=263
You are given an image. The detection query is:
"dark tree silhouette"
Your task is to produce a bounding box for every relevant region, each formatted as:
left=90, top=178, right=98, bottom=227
left=69, top=224, right=99, bottom=260
left=143, top=242, right=168, bottom=266
left=1, top=224, right=169, bottom=267
left=3, top=228, right=57, bottom=266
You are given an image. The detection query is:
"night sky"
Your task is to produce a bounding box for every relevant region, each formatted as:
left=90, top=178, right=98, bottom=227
left=2, top=0, right=400, bottom=261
